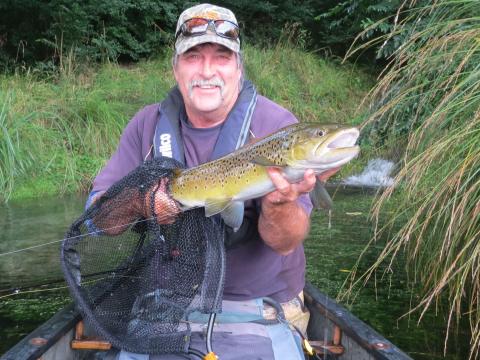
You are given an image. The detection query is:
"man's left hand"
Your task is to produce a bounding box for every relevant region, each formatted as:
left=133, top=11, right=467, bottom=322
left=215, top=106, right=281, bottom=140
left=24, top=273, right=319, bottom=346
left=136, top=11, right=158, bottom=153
left=263, top=167, right=340, bottom=206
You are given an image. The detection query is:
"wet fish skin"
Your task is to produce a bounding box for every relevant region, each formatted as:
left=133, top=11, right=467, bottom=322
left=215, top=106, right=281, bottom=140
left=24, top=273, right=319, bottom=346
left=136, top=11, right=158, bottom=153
left=170, top=122, right=360, bottom=229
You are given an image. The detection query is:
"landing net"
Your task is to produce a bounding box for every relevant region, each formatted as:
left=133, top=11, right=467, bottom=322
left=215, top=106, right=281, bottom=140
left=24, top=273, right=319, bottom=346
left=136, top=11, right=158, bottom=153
left=61, top=157, right=226, bottom=354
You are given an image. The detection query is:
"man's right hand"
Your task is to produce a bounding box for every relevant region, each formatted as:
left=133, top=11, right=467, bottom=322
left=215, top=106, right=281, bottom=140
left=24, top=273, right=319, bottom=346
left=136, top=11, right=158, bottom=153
left=145, top=178, right=180, bottom=224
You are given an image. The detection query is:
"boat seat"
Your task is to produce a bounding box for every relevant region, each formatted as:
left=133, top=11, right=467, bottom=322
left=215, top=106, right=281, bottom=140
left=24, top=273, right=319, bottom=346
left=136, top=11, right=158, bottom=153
left=70, top=320, right=345, bottom=357
left=71, top=320, right=112, bottom=351
left=308, top=324, right=345, bottom=358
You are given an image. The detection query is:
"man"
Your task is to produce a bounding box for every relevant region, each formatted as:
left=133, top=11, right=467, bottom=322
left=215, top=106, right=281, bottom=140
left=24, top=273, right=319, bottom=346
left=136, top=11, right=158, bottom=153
left=88, top=2, right=338, bottom=344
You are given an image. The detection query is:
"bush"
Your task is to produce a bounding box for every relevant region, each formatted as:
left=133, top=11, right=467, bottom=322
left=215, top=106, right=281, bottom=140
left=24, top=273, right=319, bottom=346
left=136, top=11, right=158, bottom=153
left=0, top=0, right=403, bottom=70
left=0, top=0, right=188, bottom=70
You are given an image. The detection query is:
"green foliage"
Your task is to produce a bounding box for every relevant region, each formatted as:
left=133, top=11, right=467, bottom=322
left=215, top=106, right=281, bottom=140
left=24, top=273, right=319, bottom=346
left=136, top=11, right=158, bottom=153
left=0, top=41, right=372, bottom=201
left=0, top=92, right=38, bottom=201
left=0, top=0, right=417, bottom=69
left=0, top=0, right=188, bottom=70
left=219, top=0, right=315, bottom=46
left=1, top=0, right=321, bottom=69
left=315, top=0, right=433, bottom=60
left=244, top=29, right=373, bottom=124
left=343, top=1, right=480, bottom=357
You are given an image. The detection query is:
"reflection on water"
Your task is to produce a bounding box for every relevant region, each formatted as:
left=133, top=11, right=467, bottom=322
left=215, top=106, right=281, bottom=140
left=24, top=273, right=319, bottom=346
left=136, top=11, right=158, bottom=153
left=0, top=194, right=85, bottom=354
left=0, top=194, right=86, bottom=292
left=305, top=188, right=469, bottom=360
left=0, top=190, right=470, bottom=358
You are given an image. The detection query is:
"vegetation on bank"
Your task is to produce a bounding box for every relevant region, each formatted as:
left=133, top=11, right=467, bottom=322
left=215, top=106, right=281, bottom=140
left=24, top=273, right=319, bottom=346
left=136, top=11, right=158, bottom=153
left=343, top=1, right=480, bottom=358
left=0, top=0, right=412, bottom=72
left=0, top=40, right=373, bottom=202
left=2, top=1, right=479, bottom=358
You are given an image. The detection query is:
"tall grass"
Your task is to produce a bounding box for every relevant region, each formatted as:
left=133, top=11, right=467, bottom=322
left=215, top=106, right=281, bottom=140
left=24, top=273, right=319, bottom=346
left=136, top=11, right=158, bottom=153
left=0, top=92, right=34, bottom=200
left=0, top=38, right=373, bottom=202
left=343, top=1, right=480, bottom=357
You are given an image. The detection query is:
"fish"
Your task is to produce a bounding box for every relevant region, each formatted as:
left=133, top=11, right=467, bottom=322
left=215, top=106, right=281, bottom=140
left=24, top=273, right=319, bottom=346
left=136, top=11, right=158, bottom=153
left=169, top=122, right=360, bottom=229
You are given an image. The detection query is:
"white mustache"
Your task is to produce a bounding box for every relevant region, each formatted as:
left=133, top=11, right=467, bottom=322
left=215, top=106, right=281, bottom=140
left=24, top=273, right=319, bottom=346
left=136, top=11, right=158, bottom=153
left=188, top=78, right=225, bottom=97
left=190, top=78, right=224, bottom=88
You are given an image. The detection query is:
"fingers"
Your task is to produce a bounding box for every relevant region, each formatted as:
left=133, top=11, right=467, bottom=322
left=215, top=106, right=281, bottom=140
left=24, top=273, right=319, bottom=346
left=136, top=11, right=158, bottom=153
left=147, top=178, right=180, bottom=224
left=295, top=169, right=316, bottom=193
left=317, top=166, right=340, bottom=183
left=264, top=168, right=316, bottom=205
left=267, top=168, right=291, bottom=196
left=153, top=187, right=180, bottom=224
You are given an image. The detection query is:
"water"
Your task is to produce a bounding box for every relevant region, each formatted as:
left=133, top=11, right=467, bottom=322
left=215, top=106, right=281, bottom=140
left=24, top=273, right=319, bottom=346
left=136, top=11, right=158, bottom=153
left=306, top=189, right=470, bottom=360
left=344, top=158, right=395, bottom=187
left=0, top=191, right=470, bottom=358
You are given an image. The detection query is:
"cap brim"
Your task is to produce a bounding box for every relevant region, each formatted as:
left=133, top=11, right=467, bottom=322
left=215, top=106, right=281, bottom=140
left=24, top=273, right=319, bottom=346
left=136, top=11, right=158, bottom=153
left=175, top=33, right=240, bottom=54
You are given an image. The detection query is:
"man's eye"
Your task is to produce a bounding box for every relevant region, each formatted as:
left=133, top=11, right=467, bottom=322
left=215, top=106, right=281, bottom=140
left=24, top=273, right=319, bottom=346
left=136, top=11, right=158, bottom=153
left=185, top=53, right=200, bottom=60
left=217, top=54, right=231, bottom=62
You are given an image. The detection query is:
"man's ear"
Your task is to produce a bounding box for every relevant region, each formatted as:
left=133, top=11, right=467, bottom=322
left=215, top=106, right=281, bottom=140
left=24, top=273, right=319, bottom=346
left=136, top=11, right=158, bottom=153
left=173, top=65, right=179, bottom=83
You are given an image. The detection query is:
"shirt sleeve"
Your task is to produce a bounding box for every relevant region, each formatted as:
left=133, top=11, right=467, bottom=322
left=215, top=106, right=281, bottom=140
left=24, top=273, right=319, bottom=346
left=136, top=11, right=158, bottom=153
left=87, top=107, right=151, bottom=204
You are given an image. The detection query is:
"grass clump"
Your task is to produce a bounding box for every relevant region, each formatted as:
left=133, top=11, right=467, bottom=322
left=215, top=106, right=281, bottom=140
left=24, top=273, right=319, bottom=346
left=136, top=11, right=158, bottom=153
left=343, top=1, right=480, bottom=358
left=0, top=39, right=373, bottom=202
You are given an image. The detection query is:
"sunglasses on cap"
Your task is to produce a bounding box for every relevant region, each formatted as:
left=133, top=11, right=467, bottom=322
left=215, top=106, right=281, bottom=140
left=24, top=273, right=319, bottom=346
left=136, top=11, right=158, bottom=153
left=175, top=18, right=240, bottom=41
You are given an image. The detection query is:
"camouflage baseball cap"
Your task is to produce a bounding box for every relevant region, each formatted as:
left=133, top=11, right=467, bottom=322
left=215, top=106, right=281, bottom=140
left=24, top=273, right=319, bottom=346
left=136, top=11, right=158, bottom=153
left=175, top=4, right=240, bottom=54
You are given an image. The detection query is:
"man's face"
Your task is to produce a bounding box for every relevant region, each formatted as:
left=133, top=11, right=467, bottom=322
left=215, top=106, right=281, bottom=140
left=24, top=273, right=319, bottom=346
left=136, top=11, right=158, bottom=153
left=173, top=43, right=242, bottom=122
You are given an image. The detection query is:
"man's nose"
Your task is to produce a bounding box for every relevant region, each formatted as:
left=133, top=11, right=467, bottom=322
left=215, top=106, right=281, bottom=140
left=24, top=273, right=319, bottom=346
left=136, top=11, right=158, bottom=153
left=200, top=59, right=215, bottom=78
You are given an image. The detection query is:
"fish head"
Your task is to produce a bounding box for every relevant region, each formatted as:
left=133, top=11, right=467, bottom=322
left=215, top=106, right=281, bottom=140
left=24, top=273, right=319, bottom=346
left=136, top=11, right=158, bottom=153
left=289, top=123, right=360, bottom=171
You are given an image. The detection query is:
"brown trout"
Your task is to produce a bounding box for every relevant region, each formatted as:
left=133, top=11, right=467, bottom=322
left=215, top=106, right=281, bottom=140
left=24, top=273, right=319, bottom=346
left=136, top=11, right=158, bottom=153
left=170, top=123, right=360, bottom=229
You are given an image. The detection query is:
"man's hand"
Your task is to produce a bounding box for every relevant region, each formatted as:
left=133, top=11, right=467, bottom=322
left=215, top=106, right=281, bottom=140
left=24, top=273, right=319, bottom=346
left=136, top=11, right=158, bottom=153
left=259, top=166, right=341, bottom=255
left=145, top=178, right=180, bottom=224
left=316, top=166, right=341, bottom=183
left=263, top=168, right=316, bottom=206
left=263, top=166, right=340, bottom=206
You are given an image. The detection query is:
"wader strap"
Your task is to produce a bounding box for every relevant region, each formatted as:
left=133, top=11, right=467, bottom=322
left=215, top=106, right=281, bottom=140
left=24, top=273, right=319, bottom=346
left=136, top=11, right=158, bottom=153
left=210, top=81, right=257, bottom=160
left=153, top=86, right=185, bottom=164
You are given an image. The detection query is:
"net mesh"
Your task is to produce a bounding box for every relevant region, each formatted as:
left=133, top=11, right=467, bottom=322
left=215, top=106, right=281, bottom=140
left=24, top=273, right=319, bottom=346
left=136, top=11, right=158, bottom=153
left=61, top=157, right=226, bottom=354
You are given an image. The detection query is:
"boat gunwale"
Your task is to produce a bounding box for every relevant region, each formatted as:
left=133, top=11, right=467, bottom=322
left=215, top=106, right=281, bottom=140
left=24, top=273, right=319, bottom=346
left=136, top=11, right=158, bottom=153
left=304, top=282, right=412, bottom=360
left=0, top=303, right=80, bottom=360
left=1, top=283, right=412, bottom=360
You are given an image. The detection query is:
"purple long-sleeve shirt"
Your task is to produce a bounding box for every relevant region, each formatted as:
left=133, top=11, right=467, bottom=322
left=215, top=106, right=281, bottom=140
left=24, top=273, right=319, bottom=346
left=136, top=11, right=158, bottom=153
left=92, top=95, right=312, bottom=302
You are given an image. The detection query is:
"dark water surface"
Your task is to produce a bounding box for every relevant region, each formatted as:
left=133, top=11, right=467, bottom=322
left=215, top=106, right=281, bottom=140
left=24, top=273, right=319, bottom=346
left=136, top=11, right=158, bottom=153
left=0, top=191, right=470, bottom=358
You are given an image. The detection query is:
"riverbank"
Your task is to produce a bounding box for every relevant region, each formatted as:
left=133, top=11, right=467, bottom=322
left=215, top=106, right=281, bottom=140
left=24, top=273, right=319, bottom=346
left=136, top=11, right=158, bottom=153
left=0, top=43, right=373, bottom=202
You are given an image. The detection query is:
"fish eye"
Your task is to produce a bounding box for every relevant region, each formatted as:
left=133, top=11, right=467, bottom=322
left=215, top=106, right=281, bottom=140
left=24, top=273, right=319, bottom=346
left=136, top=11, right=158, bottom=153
left=317, top=130, right=325, bottom=136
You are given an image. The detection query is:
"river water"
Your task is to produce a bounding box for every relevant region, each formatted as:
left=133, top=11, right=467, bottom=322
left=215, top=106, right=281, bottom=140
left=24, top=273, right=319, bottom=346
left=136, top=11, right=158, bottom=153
left=0, top=191, right=469, bottom=358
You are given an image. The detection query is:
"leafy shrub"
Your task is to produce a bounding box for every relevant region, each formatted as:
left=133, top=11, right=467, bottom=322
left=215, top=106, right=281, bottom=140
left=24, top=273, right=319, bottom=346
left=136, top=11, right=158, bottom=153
left=0, top=0, right=188, bottom=70
left=314, top=0, right=433, bottom=60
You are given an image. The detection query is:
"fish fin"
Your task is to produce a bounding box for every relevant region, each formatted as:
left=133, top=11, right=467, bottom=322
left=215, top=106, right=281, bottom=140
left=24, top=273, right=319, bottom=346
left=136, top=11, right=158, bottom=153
left=204, top=199, right=245, bottom=231
left=310, top=181, right=333, bottom=210
left=221, top=201, right=244, bottom=231
left=204, top=198, right=231, bottom=217
left=250, top=156, right=283, bottom=167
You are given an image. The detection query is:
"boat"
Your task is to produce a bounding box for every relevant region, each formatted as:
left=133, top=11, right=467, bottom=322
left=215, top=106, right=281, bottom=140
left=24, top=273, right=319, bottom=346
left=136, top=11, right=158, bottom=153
left=0, top=281, right=412, bottom=360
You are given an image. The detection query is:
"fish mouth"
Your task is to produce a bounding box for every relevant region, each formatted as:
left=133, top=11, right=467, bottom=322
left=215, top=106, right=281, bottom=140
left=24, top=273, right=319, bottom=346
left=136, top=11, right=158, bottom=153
left=313, top=128, right=359, bottom=154
left=327, top=128, right=360, bottom=149
left=310, top=127, right=360, bottom=168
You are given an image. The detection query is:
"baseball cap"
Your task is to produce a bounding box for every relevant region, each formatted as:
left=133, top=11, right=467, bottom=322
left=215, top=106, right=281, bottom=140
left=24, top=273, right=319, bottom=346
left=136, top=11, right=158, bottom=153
left=175, top=3, right=240, bottom=55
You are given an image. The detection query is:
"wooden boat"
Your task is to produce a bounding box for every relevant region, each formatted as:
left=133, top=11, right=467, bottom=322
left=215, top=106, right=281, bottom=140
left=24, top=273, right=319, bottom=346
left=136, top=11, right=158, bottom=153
left=0, top=282, right=412, bottom=360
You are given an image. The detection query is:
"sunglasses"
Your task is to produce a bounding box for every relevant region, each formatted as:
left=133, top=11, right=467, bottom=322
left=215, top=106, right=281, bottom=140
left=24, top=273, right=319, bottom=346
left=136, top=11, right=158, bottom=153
left=175, top=18, right=240, bottom=41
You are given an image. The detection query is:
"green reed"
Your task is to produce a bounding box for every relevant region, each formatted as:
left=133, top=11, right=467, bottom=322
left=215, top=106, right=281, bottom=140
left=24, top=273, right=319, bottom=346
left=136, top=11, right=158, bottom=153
left=343, top=1, right=480, bottom=357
